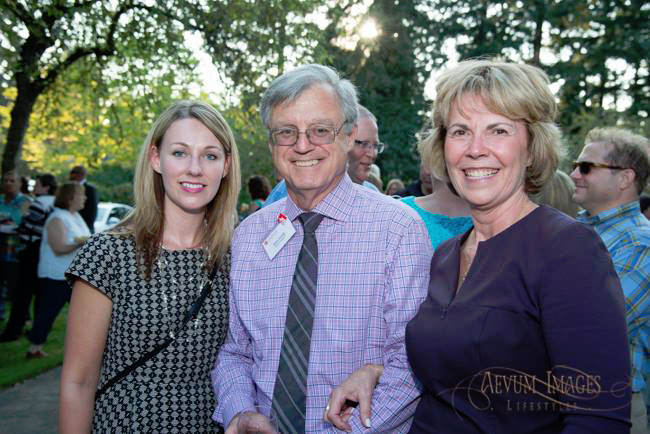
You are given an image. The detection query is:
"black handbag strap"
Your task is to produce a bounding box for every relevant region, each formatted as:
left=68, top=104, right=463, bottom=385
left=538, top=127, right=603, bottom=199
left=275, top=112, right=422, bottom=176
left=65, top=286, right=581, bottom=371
left=95, top=266, right=218, bottom=401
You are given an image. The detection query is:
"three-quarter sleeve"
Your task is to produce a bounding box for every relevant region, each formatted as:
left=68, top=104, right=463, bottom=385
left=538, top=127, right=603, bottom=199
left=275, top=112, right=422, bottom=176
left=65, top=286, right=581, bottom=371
left=539, top=221, right=631, bottom=433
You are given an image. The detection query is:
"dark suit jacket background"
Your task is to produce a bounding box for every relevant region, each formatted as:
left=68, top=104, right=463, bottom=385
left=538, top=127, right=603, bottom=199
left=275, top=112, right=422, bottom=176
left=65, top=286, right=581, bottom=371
left=80, top=183, right=98, bottom=233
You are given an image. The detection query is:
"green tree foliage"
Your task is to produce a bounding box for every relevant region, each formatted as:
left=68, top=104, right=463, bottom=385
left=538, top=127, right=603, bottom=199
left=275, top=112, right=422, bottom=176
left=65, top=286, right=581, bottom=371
left=373, top=0, right=647, bottom=174
left=20, top=61, right=195, bottom=172
left=321, top=0, right=433, bottom=183
left=223, top=105, right=275, bottom=205
left=0, top=0, right=197, bottom=174
left=0, top=0, right=333, bottom=196
left=2, top=0, right=646, bottom=195
left=196, top=0, right=330, bottom=108
left=547, top=0, right=649, bottom=140
left=0, top=59, right=197, bottom=204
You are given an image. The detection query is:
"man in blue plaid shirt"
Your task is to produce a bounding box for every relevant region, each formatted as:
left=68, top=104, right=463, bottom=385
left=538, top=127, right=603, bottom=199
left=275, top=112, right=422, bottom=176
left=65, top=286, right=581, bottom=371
left=571, top=127, right=650, bottom=434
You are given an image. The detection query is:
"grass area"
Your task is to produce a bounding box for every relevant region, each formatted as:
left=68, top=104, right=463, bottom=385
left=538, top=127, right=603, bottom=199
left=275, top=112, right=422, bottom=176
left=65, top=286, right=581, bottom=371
left=0, top=305, right=68, bottom=390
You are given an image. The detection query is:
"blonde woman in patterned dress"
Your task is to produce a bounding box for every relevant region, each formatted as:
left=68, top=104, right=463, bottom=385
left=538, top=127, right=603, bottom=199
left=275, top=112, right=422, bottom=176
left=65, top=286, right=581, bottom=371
left=59, top=101, right=240, bottom=433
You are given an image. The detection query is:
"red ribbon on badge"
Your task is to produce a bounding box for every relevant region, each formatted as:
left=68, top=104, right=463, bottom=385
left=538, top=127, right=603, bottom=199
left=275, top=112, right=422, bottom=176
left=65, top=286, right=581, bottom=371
left=277, top=213, right=287, bottom=222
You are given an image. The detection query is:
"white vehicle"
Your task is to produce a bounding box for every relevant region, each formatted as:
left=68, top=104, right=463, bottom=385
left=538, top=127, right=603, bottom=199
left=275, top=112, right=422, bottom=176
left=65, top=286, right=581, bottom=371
left=94, top=202, right=133, bottom=233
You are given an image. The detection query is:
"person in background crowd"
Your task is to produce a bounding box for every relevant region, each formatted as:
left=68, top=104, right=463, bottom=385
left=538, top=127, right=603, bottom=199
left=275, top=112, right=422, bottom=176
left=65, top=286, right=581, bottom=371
left=401, top=175, right=472, bottom=250
left=59, top=100, right=240, bottom=433
left=369, top=163, right=381, bottom=180
left=238, top=202, right=250, bottom=218
left=326, top=59, right=630, bottom=434
left=69, top=165, right=98, bottom=234
left=367, top=163, right=383, bottom=190
left=395, top=162, right=434, bottom=197
left=347, top=106, right=383, bottom=189
left=20, top=176, right=31, bottom=196
left=213, top=64, right=432, bottom=433
left=571, top=127, right=650, bottom=434
left=0, top=174, right=57, bottom=342
left=400, top=123, right=472, bottom=250
left=262, top=104, right=385, bottom=205
left=0, top=170, right=31, bottom=322
left=367, top=172, right=383, bottom=191
left=640, top=194, right=650, bottom=219
left=246, top=175, right=271, bottom=214
left=0, top=170, right=31, bottom=226
left=384, top=178, right=405, bottom=196
left=26, top=182, right=89, bottom=358
left=532, top=169, right=579, bottom=218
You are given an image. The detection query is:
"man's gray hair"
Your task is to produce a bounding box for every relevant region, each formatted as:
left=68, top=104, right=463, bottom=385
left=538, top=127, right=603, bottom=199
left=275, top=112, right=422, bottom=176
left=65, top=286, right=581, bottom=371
left=357, top=104, right=377, bottom=123
left=260, top=64, right=359, bottom=133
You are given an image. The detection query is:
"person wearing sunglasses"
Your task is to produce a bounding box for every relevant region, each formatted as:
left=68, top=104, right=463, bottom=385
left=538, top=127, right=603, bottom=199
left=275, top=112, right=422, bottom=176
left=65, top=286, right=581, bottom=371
left=571, top=127, right=650, bottom=434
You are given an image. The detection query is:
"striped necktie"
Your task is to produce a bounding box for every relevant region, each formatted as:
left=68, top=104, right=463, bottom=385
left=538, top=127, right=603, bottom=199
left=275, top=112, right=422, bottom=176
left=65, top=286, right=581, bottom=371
left=271, top=212, right=324, bottom=433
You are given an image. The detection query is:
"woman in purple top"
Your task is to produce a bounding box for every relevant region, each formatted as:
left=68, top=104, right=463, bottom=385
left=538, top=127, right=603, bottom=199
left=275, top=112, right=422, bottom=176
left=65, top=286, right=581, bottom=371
left=325, top=60, right=631, bottom=433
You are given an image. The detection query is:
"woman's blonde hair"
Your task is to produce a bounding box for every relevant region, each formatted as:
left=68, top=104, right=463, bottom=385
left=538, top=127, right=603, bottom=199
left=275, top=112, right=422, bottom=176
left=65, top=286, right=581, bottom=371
left=419, top=59, right=564, bottom=194
left=384, top=178, right=405, bottom=195
left=532, top=170, right=579, bottom=217
left=120, top=100, right=241, bottom=278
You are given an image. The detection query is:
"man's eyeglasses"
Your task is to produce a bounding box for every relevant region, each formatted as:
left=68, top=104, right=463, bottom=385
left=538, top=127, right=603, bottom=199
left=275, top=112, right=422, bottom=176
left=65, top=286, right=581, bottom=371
left=572, top=161, right=626, bottom=175
left=269, top=123, right=345, bottom=146
left=354, top=140, right=385, bottom=154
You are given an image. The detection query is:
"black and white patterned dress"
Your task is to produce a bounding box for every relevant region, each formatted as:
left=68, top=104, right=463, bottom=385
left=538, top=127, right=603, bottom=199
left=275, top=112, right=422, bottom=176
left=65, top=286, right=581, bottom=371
left=66, top=232, right=229, bottom=433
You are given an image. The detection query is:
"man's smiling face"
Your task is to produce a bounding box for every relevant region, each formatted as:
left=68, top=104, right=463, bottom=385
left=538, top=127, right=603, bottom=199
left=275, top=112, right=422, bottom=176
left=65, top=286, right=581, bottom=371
left=269, top=84, right=354, bottom=209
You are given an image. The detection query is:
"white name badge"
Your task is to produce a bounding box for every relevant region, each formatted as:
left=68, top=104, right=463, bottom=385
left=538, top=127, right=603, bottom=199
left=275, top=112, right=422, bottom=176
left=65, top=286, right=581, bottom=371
left=263, top=216, right=296, bottom=260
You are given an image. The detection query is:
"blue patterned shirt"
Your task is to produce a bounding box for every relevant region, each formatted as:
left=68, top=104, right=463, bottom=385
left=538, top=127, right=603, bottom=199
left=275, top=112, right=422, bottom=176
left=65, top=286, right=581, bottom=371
left=578, top=201, right=650, bottom=392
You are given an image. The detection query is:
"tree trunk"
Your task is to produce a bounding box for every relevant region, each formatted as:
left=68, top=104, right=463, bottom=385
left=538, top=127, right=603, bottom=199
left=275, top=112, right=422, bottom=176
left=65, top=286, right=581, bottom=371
left=474, top=0, right=488, bottom=49
left=2, top=81, right=41, bottom=176
left=531, top=0, right=545, bottom=66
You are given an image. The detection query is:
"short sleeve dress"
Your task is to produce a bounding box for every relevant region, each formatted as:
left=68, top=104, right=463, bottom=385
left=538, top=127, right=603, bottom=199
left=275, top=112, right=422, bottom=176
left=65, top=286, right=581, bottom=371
left=66, top=232, right=229, bottom=433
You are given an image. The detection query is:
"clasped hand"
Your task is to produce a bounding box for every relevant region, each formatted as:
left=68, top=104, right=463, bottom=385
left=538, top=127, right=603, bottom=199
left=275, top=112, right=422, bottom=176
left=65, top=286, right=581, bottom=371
left=322, top=363, right=384, bottom=432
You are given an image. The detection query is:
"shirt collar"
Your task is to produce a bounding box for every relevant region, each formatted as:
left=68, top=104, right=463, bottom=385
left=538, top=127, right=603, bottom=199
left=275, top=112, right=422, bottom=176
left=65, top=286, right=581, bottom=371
left=282, top=173, right=355, bottom=223
left=577, top=201, right=641, bottom=226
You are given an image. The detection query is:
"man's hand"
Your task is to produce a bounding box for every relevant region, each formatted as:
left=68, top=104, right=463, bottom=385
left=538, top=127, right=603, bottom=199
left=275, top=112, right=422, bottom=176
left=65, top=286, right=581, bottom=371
left=226, top=410, right=278, bottom=434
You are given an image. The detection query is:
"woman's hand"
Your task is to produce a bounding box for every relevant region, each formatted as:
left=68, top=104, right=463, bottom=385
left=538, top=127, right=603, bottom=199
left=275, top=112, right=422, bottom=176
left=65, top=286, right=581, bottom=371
left=323, top=363, right=384, bottom=431
left=73, top=235, right=89, bottom=246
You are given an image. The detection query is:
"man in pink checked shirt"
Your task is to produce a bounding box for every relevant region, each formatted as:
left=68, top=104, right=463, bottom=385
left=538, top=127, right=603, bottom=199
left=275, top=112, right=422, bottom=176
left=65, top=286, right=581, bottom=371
left=212, top=64, right=432, bottom=433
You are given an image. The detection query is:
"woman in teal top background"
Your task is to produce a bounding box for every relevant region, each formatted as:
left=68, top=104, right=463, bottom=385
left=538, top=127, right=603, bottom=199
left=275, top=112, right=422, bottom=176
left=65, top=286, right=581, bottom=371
left=401, top=178, right=472, bottom=250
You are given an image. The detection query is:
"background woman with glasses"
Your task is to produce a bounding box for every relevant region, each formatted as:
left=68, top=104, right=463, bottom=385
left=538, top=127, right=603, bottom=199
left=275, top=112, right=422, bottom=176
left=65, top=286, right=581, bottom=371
left=325, top=59, right=631, bottom=433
